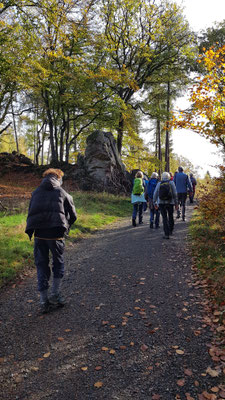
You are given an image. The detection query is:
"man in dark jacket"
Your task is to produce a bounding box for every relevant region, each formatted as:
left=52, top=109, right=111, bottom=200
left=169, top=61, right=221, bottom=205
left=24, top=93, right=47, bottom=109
left=25, top=168, right=77, bottom=313
left=173, top=166, right=192, bottom=221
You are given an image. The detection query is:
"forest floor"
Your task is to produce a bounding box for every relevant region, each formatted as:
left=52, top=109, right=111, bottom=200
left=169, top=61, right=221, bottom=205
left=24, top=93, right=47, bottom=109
left=0, top=195, right=225, bottom=400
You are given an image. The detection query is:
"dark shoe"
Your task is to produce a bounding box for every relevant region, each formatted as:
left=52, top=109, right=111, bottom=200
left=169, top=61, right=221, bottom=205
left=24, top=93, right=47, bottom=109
left=49, top=294, right=65, bottom=307
left=182, top=216, right=185, bottom=221
left=40, top=300, right=51, bottom=314
left=169, top=230, right=173, bottom=235
left=150, top=222, right=153, bottom=229
left=163, top=235, right=169, bottom=239
left=132, top=218, right=136, bottom=227
left=139, top=220, right=143, bottom=224
left=155, top=224, right=159, bottom=229
left=176, top=212, right=180, bottom=219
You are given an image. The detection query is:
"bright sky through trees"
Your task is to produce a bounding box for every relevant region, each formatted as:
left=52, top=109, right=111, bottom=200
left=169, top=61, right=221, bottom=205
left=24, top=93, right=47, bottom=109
left=172, top=0, right=225, bottom=178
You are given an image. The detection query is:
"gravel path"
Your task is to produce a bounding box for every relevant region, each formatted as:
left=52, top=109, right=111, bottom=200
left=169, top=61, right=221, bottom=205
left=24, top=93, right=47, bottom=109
left=0, top=204, right=223, bottom=400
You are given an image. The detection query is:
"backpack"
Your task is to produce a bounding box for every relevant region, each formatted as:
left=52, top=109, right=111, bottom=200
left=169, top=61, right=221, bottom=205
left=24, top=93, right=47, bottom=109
left=132, top=178, right=144, bottom=196
left=159, top=181, right=172, bottom=201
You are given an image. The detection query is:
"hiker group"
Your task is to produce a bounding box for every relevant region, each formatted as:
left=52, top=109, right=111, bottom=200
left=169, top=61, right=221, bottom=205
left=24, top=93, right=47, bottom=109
left=25, top=167, right=197, bottom=314
left=131, top=167, right=197, bottom=239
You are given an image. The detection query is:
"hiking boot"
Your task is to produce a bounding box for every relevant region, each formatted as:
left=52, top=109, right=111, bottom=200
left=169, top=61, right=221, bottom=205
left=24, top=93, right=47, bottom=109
left=155, top=224, right=159, bottom=229
left=150, top=222, right=153, bottom=229
left=40, top=300, right=51, bottom=314
left=182, top=216, right=185, bottom=221
left=49, top=294, right=65, bottom=307
left=139, top=220, right=143, bottom=225
left=163, top=235, right=169, bottom=239
left=176, top=211, right=180, bottom=219
left=132, top=218, right=136, bottom=227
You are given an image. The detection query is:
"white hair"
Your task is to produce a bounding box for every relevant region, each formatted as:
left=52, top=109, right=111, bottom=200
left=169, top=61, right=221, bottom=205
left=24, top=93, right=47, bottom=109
left=161, top=172, right=170, bottom=181
left=151, top=172, right=158, bottom=179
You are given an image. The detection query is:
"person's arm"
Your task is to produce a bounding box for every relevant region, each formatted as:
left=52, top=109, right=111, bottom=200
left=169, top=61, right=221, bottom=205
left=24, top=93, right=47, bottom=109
left=153, top=182, right=160, bottom=205
left=170, top=181, right=178, bottom=208
left=187, top=176, right=193, bottom=192
left=64, top=194, right=77, bottom=227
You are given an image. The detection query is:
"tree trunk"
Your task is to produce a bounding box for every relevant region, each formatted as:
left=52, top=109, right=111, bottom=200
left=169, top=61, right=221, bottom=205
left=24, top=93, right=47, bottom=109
left=117, top=113, right=124, bottom=155
left=165, top=81, right=170, bottom=172
left=11, top=102, right=19, bottom=153
left=42, top=90, right=58, bottom=163
left=156, top=119, right=162, bottom=176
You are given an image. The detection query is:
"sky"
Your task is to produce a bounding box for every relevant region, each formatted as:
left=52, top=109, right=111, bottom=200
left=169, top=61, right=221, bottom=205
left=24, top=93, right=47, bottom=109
left=143, top=0, right=225, bottom=178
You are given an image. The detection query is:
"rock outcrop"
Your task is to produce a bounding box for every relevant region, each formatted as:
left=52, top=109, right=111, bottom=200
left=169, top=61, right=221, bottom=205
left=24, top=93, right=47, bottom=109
left=71, top=130, right=131, bottom=193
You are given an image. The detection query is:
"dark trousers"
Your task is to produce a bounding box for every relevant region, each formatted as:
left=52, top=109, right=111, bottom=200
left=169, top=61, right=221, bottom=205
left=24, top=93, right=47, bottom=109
left=159, top=204, right=174, bottom=236
left=34, top=238, right=65, bottom=292
left=150, top=207, right=160, bottom=226
left=178, top=192, right=187, bottom=217
left=132, top=203, right=143, bottom=222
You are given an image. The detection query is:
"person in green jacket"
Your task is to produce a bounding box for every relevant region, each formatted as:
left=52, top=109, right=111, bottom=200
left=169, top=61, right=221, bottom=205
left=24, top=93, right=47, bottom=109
left=131, top=171, right=147, bottom=226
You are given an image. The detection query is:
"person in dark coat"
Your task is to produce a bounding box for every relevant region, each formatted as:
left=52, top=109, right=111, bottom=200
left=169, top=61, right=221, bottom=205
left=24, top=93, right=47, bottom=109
left=173, top=166, right=192, bottom=221
left=189, top=173, right=197, bottom=203
left=25, top=168, right=77, bottom=313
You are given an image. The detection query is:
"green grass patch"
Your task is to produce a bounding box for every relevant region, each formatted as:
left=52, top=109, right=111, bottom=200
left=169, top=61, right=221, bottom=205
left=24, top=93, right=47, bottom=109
left=0, top=191, right=132, bottom=287
left=189, top=210, right=225, bottom=306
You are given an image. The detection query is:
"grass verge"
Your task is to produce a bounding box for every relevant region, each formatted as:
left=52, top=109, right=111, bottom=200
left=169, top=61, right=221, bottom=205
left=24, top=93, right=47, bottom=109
left=189, top=209, right=225, bottom=306
left=0, top=191, right=132, bottom=288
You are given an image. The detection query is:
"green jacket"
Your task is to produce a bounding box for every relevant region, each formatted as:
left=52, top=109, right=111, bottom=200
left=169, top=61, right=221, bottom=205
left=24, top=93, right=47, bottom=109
left=132, top=178, right=144, bottom=195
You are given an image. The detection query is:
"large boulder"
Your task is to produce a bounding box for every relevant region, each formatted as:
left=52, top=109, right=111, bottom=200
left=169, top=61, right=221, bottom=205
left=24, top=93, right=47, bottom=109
left=73, top=131, right=131, bottom=193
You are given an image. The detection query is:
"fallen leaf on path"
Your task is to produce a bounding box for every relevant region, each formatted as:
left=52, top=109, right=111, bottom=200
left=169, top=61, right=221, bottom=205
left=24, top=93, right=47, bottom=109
left=110, top=325, right=116, bottom=328
left=206, top=367, right=220, bottom=377
left=43, top=352, right=50, bottom=358
left=94, top=381, right=103, bottom=388
left=81, top=367, right=88, bottom=371
left=176, top=349, right=184, bottom=355
left=141, top=344, right=148, bottom=352
left=102, top=321, right=109, bottom=325
left=95, top=366, right=102, bottom=371
left=184, top=369, right=193, bottom=376
left=185, top=394, right=194, bottom=400
left=152, top=394, right=160, bottom=399
left=30, top=366, right=39, bottom=371
left=130, top=342, right=134, bottom=346
left=57, top=337, right=64, bottom=341
left=101, top=347, right=109, bottom=351
left=64, top=329, right=71, bottom=332
left=202, top=391, right=217, bottom=399
left=210, top=387, right=219, bottom=393
left=109, top=349, right=116, bottom=354
left=219, top=391, right=225, bottom=398
left=120, top=345, right=127, bottom=350
left=177, top=379, right=185, bottom=387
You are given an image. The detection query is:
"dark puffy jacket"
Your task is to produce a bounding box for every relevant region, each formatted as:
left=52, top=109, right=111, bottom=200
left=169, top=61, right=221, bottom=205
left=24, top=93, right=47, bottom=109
left=25, top=175, right=77, bottom=239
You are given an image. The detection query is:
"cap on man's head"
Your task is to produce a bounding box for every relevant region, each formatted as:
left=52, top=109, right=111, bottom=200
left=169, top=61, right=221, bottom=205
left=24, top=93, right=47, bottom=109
left=178, top=166, right=183, bottom=172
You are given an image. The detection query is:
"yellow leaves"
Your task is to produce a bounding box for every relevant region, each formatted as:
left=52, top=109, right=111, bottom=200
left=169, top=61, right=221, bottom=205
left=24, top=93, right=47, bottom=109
left=81, top=366, right=88, bottom=371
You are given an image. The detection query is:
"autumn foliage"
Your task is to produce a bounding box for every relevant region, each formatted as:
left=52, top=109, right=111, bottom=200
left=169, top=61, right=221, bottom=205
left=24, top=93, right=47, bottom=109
left=174, top=45, right=225, bottom=151
left=190, top=168, right=225, bottom=305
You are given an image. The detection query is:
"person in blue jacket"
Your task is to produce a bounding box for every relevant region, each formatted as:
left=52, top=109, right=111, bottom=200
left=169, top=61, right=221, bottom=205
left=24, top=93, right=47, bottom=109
left=173, top=166, right=192, bottom=221
left=147, top=172, right=160, bottom=228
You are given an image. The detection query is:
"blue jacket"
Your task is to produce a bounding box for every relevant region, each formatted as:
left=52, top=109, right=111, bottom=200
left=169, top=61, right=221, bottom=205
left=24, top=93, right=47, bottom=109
left=147, top=178, right=158, bottom=199
left=174, top=172, right=192, bottom=193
